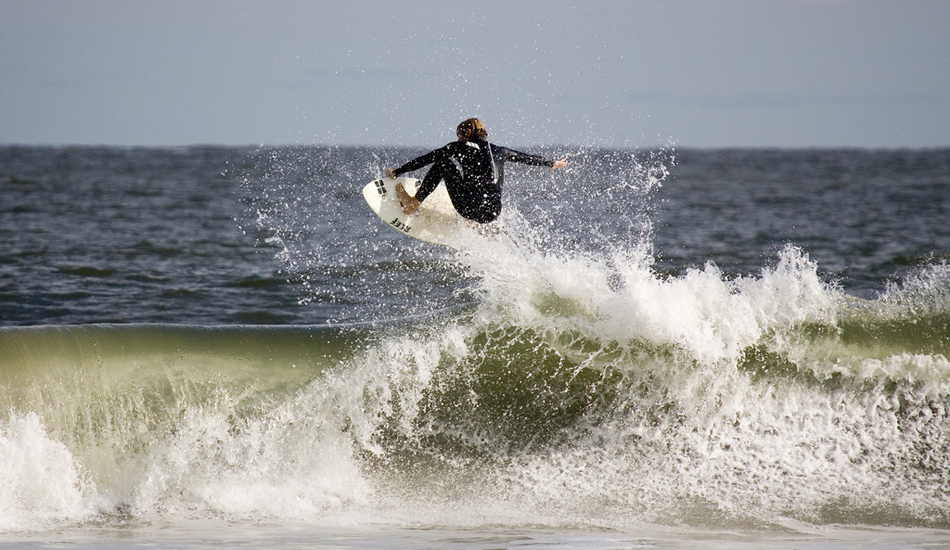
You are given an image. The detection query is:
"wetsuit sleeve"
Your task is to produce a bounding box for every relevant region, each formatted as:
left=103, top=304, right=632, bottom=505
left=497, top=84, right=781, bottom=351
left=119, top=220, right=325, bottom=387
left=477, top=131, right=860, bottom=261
left=391, top=146, right=445, bottom=177
left=501, top=147, right=555, bottom=168
left=391, top=144, right=456, bottom=203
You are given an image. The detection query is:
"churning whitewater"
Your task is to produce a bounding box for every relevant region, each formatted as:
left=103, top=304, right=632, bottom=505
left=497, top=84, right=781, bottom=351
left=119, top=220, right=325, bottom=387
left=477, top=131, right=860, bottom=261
left=3, top=240, right=950, bottom=532
left=1, top=146, right=949, bottom=535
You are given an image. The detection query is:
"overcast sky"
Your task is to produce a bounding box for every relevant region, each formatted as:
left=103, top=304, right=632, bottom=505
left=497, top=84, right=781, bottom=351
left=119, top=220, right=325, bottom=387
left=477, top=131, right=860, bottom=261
left=2, top=0, right=948, bottom=149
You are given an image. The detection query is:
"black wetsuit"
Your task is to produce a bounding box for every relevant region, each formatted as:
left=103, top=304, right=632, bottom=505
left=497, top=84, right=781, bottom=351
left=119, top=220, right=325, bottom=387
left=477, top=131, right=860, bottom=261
left=391, top=138, right=554, bottom=223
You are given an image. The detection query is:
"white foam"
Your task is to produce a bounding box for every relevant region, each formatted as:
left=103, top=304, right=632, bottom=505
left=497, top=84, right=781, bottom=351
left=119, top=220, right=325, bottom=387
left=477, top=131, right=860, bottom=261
left=2, top=227, right=948, bottom=531
left=0, top=413, right=96, bottom=532
left=127, top=393, right=373, bottom=522
left=459, top=229, right=838, bottom=367
left=430, top=228, right=950, bottom=525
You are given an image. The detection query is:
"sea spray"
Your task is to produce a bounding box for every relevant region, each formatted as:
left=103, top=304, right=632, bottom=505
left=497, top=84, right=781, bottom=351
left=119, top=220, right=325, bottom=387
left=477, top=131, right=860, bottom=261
left=126, top=388, right=371, bottom=521
left=2, top=249, right=949, bottom=531
left=3, top=146, right=950, bottom=534
left=343, top=235, right=950, bottom=527
left=0, top=413, right=94, bottom=531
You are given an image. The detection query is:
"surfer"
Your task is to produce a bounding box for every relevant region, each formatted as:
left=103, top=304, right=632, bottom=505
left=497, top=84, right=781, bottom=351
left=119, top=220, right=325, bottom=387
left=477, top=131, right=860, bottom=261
left=384, top=118, right=567, bottom=223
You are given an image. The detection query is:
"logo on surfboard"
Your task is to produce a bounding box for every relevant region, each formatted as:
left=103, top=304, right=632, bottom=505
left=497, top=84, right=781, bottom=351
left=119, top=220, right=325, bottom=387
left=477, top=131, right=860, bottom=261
left=390, top=218, right=411, bottom=233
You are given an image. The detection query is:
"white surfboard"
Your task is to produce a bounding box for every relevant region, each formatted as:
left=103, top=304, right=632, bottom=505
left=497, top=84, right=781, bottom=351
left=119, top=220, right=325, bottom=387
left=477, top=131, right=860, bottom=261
left=362, top=176, right=483, bottom=246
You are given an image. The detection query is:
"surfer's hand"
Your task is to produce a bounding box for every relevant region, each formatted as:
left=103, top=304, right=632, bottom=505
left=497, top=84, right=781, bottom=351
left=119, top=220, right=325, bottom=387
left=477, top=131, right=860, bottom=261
left=551, top=158, right=568, bottom=170
left=384, top=168, right=395, bottom=178
left=395, top=182, right=420, bottom=215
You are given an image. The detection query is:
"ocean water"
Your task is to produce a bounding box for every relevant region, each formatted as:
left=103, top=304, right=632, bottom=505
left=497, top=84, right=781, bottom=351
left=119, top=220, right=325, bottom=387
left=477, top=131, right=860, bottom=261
left=1, top=145, right=949, bottom=548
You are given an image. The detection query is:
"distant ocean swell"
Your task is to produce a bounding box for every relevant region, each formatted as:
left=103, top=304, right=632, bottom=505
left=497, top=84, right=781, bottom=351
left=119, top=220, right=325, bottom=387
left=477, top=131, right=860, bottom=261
left=2, top=240, right=949, bottom=531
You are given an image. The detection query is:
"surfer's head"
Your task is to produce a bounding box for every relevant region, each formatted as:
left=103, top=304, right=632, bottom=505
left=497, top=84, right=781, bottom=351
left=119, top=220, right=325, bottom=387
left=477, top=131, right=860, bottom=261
left=457, top=118, right=488, bottom=140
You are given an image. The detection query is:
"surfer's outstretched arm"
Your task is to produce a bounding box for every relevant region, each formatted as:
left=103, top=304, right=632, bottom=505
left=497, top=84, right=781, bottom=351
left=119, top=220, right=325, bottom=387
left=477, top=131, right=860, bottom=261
left=502, top=147, right=568, bottom=171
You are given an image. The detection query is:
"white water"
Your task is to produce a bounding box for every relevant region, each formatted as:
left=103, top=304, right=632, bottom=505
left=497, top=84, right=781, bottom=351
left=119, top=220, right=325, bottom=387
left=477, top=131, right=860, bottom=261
left=2, top=227, right=950, bottom=545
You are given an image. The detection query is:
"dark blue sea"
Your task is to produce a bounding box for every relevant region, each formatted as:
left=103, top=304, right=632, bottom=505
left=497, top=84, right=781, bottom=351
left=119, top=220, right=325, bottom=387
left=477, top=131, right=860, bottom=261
left=1, top=145, right=949, bottom=548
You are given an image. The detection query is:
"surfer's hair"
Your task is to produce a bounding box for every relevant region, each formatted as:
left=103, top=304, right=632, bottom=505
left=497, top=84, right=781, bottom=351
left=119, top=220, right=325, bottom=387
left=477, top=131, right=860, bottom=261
left=457, top=118, right=488, bottom=139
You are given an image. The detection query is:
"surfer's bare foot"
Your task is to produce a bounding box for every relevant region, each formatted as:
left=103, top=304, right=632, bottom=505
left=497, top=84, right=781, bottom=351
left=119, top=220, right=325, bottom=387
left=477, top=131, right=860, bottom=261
left=394, top=182, right=420, bottom=215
